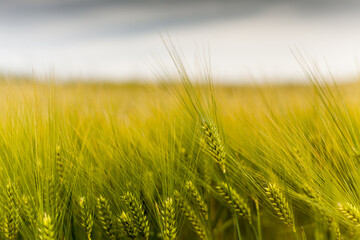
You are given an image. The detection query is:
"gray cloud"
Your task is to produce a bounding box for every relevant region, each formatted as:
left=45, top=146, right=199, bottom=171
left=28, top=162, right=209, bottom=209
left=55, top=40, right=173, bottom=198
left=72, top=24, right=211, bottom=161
left=1, top=0, right=360, bottom=80
left=2, top=0, right=359, bottom=45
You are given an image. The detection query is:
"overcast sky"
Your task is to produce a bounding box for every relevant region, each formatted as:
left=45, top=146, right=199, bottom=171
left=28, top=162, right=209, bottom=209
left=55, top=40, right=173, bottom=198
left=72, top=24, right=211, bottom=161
left=1, top=0, right=360, bottom=82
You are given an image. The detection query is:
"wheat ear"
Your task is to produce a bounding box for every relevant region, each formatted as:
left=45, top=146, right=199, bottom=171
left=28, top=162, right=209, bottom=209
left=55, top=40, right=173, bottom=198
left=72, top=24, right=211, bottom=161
left=161, top=198, right=177, bottom=240
left=3, top=181, right=19, bottom=240
left=38, top=213, right=55, bottom=240
left=22, top=195, right=36, bottom=227
left=216, top=182, right=252, bottom=224
left=328, top=218, right=342, bottom=240
left=97, top=195, right=117, bottom=240
left=123, top=191, right=150, bottom=239
left=338, top=202, right=360, bottom=226
left=55, top=145, right=65, bottom=184
left=201, top=121, right=226, bottom=173
left=119, top=211, right=138, bottom=239
left=79, top=197, right=94, bottom=240
left=303, top=185, right=340, bottom=237
left=174, top=191, right=208, bottom=240
left=185, top=181, right=208, bottom=220
left=264, top=183, right=296, bottom=232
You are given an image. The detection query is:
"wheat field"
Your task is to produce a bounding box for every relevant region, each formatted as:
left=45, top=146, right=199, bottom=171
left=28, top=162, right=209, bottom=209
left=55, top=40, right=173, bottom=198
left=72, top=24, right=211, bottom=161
left=0, top=73, right=360, bottom=240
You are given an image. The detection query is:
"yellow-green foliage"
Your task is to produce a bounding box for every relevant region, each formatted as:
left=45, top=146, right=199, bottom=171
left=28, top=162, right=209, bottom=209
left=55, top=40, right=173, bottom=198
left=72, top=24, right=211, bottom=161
left=0, top=77, right=360, bottom=239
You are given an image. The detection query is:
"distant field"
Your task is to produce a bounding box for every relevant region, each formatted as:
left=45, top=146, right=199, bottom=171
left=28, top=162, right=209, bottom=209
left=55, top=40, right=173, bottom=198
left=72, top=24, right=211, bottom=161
left=0, top=78, right=360, bottom=239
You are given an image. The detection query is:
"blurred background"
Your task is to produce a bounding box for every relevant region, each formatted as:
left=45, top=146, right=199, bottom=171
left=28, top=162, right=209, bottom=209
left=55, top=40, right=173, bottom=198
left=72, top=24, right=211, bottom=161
left=1, top=0, right=360, bottom=83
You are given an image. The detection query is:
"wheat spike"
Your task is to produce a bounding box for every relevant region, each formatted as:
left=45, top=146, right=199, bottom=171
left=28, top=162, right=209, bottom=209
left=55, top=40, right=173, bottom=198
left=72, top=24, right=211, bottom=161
left=161, top=198, right=177, bottom=240
left=43, top=176, right=61, bottom=225
left=79, top=197, right=94, bottom=240
left=338, top=202, right=360, bottom=226
left=3, top=181, right=19, bottom=240
left=174, top=191, right=208, bottom=240
left=201, top=121, right=226, bottom=173
left=119, top=211, right=138, bottom=239
left=38, top=213, right=55, bottom=240
left=56, top=145, right=65, bottom=184
left=335, top=226, right=342, bottom=240
left=264, top=183, right=296, bottom=232
left=303, top=185, right=341, bottom=237
left=328, top=218, right=342, bottom=240
left=185, top=181, right=208, bottom=220
left=216, top=182, right=252, bottom=224
left=97, top=195, right=117, bottom=240
left=22, top=195, right=36, bottom=227
left=123, top=191, right=150, bottom=239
